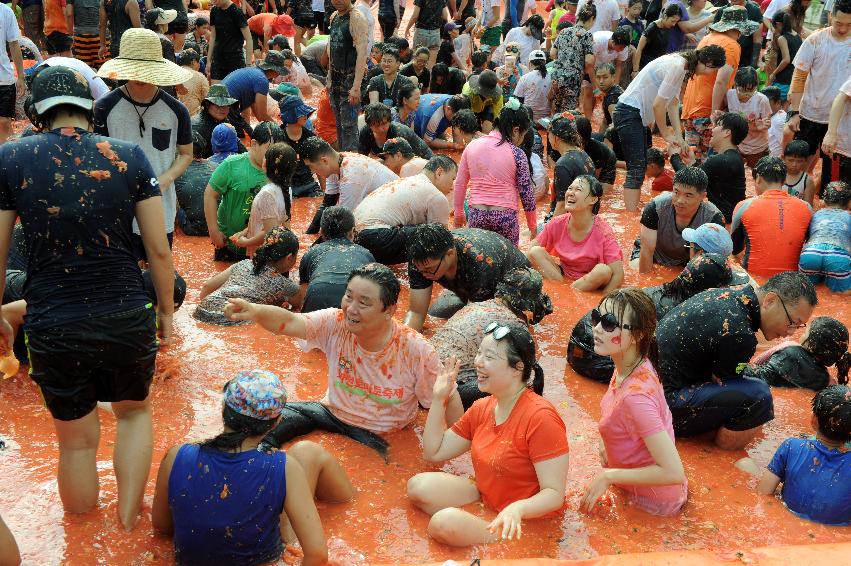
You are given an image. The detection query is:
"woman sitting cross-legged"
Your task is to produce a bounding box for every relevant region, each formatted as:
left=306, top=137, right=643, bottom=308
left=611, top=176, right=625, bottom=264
left=527, top=174, right=623, bottom=291
left=581, top=288, right=688, bottom=516
left=407, top=322, right=569, bottom=546
left=152, top=370, right=355, bottom=566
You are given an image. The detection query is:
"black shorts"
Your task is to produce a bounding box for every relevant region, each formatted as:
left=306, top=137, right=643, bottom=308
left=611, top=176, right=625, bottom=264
left=0, top=84, right=15, bottom=119
left=26, top=305, right=159, bottom=421
left=168, top=12, right=190, bottom=35
left=354, top=225, right=416, bottom=265
left=794, top=117, right=829, bottom=157
left=44, top=31, right=73, bottom=54
left=251, top=30, right=263, bottom=51
left=302, top=281, right=346, bottom=313
left=314, top=11, right=328, bottom=33
left=210, top=55, right=245, bottom=81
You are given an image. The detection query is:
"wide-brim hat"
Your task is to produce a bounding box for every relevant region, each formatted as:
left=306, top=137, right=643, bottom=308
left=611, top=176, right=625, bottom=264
left=468, top=70, right=502, bottom=99
left=155, top=8, right=177, bottom=25
left=257, top=50, right=289, bottom=76
left=708, top=7, right=761, bottom=36
left=205, top=83, right=238, bottom=106
left=97, top=28, right=194, bottom=86
left=279, top=94, right=316, bottom=124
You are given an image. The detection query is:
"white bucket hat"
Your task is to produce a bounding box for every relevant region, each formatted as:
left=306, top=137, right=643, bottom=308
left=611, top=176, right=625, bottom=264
left=97, top=28, right=193, bottom=86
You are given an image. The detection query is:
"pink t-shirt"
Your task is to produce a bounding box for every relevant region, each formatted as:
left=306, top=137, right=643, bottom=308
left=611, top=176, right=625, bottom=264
left=454, top=131, right=525, bottom=215
left=598, top=360, right=688, bottom=516
left=536, top=213, right=623, bottom=279
left=298, top=308, right=450, bottom=433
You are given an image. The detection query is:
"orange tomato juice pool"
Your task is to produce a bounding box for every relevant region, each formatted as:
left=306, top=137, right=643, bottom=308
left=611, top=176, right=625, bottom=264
left=2, top=177, right=850, bottom=564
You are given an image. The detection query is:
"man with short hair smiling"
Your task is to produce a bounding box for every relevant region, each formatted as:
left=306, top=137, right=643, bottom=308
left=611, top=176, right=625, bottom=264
left=730, top=156, right=813, bottom=277
left=632, top=166, right=726, bottom=273
left=657, top=271, right=818, bottom=450
left=224, top=263, right=463, bottom=456
left=358, top=102, right=434, bottom=159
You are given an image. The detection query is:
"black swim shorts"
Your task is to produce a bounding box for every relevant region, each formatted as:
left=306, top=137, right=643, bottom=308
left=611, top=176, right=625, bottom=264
left=0, top=84, right=16, bottom=119
left=25, top=304, right=159, bottom=421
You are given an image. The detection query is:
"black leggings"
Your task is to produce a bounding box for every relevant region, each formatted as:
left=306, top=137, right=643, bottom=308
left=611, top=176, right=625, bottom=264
left=260, top=401, right=389, bottom=457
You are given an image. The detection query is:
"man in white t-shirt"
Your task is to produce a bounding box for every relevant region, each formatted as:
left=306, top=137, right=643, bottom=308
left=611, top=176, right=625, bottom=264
left=821, top=75, right=851, bottom=184
left=786, top=0, right=851, bottom=191
left=224, top=263, right=463, bottom=457
left=0, top=3, right=26, bottom=143
left=577, top=0, right=621, bottom=33
left=585, top=27, right=631, bottom=117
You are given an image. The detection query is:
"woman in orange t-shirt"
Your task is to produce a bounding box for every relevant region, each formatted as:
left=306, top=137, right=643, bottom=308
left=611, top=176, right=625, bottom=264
left=407, top=321, right=570, bottom=546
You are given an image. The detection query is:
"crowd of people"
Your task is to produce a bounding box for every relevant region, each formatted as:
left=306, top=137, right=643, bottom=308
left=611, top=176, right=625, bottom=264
left=0, top=0, right=850, bottom=564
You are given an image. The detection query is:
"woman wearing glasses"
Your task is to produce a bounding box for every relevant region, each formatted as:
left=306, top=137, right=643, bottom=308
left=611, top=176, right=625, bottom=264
left=580, top=289, right=688, bottom=516
left=407, top=321, right=569, bottom=546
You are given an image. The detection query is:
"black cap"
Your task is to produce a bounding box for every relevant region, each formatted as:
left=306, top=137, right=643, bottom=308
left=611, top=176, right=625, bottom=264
left=31, top=65, right=94, bottom=115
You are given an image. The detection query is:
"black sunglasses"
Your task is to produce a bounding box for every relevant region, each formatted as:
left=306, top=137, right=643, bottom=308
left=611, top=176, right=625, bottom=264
left=484, top=321, right=511, bottom=339
left=591, top=308, right=634, bottom=333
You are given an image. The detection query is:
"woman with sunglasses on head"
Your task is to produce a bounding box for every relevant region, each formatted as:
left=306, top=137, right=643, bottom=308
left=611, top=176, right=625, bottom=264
left=581, top=289, right=688, bottom=516
left=407, top=321, right=569, bottom=546
left=527, top=175, right=623, bottom=292
left=430, top=268, right=554, bottom=409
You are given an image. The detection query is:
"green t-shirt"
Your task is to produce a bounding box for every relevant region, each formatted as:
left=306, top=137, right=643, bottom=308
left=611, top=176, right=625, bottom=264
left=209, top=152, right=268, bottom=253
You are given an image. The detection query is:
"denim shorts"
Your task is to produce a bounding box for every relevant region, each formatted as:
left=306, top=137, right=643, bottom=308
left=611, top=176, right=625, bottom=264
left=413, top=28, right=440, bottom=49
left=665, top=377, right=774, bottom=437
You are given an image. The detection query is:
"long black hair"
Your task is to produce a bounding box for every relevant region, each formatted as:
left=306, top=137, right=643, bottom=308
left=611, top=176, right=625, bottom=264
left=680, top=45, right=726, bottom=81
left=252, top=226, right=299, bottom=275
left=265, top=143, right=296, bottom=220
left=200, top=404, right=278, bottom=452
left=493, top=321, right=545, bottom=395
left=801, top=317, right=850, bottom=383
left=495, top=101, right=532, bottom=147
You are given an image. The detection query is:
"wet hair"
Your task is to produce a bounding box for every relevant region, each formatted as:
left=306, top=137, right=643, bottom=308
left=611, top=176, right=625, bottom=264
left=413, top=46, right=430, bottom=58
left=811, top=385, right=851, bottom=442
left=384, top=36, right=409, bottom=52
left=673, top=166, right=708, bottom=192
left=381, top=47, right=400, bottom=62
left=252, top=227, right=299, bottom=275
left=195, top=16, right=209, bottom=27
left=761, top=85, right=782, bottom=101
left=396, top=83, right=419, bottom=109
left=346, top=263, right=401, bottom=309
left=495, top=102, right=532, bottom=147
left=250, top=121, right=284, bottom=144
left=662, top=3, right=684, bottom=18
left=446, top=94, right=470, bottom=113
left=612, top=26, right=631, bottom=46
left=451, top=109, right=479, bottom=134
left=760, top=271, right=818, bottom=308
left=423, top=154, right=457, bottom=173
left=753, top=155, right=787, bottom=184
left=495, top=267, right=553, bottom=325
left=823, top=181, right=851, bottom=207
left=364, top=102, right=392, bottom=126
left=734, top=66, right=758, bottom=90
left=177, top=48, right=199, bottom=66
left=408, top=223, right=454, bottom=262
left=598, top=288, right=660, bottom=369
left=680, top=45, right=726, bottom=80
left=200, top=404, right=278, bottom=452
left=300, top=136, right=335, bottom=162
left=268, top=34, right=291, bottom=51
left=574, top=174, right=604, bottom=214
left=530, top=56, right=547, bottom=78
left=264, top=143, right=296, bottom=220
left=646, top=147, right=666, bottom=167
left=595, top=62, right=615, bottom=76
left=577, top=4, right=597, bottom=23
left=548, top=114, right=583, bottom=148
left=773, top=10, right=795, bottom=33
left=575, top=114, right=593, bottom=148
left=320, top=205, right=355, bottom=240
left=660, top=253, right=732, bottom=303
left=784, top=139, right=810, bottom=158
left=834, top=0, right=851, bottom=15
left=717, top=112, right=749, bottom=146
left=431, top=62, right=450, bottom=80
left=801, top=317, right=850, bottom=380
left=471, top=50, right=489, bottom=68
left=490, top=321, right=545, bottom=395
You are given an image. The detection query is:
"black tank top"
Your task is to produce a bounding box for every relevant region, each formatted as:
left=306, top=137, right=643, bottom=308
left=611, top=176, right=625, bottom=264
left=776, top=32, right=802, bottom=85
left=329, top=9, right=357, bottom=92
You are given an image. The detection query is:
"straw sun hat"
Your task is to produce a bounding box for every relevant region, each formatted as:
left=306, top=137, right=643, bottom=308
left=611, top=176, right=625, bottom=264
left=97, top=28, right=193, bottom=86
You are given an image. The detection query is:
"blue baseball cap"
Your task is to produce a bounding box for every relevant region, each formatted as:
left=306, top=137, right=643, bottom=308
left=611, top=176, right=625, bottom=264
left=682, top=223, right=734, bottom=257
left=278, top=94, right=316, bottom=124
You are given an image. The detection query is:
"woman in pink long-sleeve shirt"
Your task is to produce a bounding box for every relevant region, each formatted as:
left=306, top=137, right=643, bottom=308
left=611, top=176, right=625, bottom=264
left=453, top=99, right=538, bottom=245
